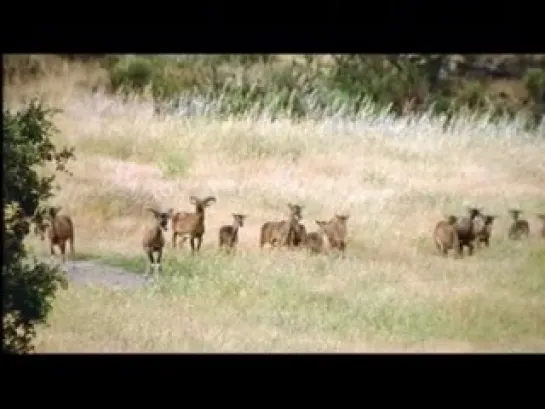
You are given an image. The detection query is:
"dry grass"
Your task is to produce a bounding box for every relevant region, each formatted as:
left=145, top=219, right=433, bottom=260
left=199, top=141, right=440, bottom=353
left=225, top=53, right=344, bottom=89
left=6, top=58, right=545, bottom=352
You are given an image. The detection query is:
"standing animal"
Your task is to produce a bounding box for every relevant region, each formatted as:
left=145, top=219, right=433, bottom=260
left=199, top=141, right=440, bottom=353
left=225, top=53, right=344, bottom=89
left=259, top=203, right=304, bottom=249
left=292, top=222, right=307, bottom=248
left=507, top=209, right=530, bottom=240
left=218, top=213, right=247, bottom=252
left=171, top=196, right=216, bottom=254
left=536, top=213, right=545, bottom=239
left=143, top=207, right=173, bottom=277
left=319, top=214, right=350, bottom=255
left=432, top=215, right=460, bottom=257
left=34, top=206, right=75, bottom=263
left=455, top=207, right=482, bottom=256
left=475, top=214, right=498, bottom=248
left=304, top=220, right=328, bottom=254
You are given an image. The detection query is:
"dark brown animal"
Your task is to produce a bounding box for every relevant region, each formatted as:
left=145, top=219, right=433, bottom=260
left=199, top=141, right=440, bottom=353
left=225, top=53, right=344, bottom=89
left=508, top=209, right=530, bottom=240
left=304, top=220, right=328, bottom=254
left=218, top=213, right=247, bottom=252
left=475, top=214, right=498, bottom=248
left=536, top=213, right=545, bottom=238
left=143, top=207, right=173, bottom=276
left=320, top=214, right=350, bottom=255
left=171, top=196, right=216, bottom=253
left=455, top=207, right=482, bottom=256
left=292, top=222, right=307, bottom=248
left=35, top=206, right=75, bottom=263
left=433, top=215, right=459, bottom=257
left=259, top=203, right=304, bottom=249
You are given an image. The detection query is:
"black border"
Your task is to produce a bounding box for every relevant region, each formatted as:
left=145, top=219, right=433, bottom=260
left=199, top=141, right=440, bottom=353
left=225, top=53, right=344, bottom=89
left=2, top=15, right=544, bottom=53
left=3, top=18, right=544, bottom=399
left=2, top=353, right=543, bottom=398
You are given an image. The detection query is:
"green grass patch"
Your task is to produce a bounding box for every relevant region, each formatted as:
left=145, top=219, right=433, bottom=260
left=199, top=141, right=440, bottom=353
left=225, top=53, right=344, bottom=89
left=92, top=246, right=545, bottom=346
left=159, top=150, right=194, bottom=178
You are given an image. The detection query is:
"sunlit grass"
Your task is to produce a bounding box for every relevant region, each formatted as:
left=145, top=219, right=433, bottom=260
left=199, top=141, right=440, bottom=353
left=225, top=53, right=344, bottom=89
left=6, top=59, right=545, bottom=352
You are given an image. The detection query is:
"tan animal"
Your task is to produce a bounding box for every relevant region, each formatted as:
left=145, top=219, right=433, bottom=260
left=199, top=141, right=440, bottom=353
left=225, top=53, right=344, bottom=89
left=34, top=206, right=75, bottom=263
left=218, top=213, right=247, bottom=252
left=536, top=213, right=545, bottom=238
left=475, top=214, right=498, bottom=248
left=455, top=207, right=482, bottom=256
left=508, top=209, right=530, bottom=240
left=433, top=215, right=459, bottom=257
left=305, top=220, right=328, bottom=254
left=171, top=196, right=216, bottom=253
left=143, top=207, right=173, bottom=276
left=320, top=214, right=350, bottom=255
left=259, top=203, right=304, bottom=249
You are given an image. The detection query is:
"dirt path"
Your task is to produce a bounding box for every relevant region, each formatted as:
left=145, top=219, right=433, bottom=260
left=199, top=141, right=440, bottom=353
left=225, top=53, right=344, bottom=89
left=55, top=259, right=148, bottom=290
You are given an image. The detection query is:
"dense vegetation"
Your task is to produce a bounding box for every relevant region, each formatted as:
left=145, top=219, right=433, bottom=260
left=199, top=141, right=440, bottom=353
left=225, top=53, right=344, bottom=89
left=6, top=54, right=545, bottom=129
left=2, top=99, right=75, bottom=354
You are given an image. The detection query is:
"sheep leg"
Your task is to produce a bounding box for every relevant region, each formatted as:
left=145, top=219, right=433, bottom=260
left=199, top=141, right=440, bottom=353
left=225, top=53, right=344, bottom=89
left=49, top=242, right=58, bottom=264
left=196, top=235, right=203, bottom=251
left=339, top=242, right=346, bottom=258
left=156, top=249, right=163, bottom=273
left=59, top=241, right=67, bottom=263
left=467, top=242, right=474, bottom=256
left=190, top=236, right=196, bottom=254
left=172, top=232, right=178, bottom=248
left=145, top=251, right=154, bottom=276
left=69, top=235, right=75, bottom=260
left=457, top=242, right=464, bottom=257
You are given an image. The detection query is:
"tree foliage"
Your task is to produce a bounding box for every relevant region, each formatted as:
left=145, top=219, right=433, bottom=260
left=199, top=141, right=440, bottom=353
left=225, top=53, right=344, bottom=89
left=2, top=99, right=75, bottom=354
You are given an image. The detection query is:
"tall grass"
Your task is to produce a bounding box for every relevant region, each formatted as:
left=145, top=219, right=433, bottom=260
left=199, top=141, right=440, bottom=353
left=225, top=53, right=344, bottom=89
left=5, top=64, right=545, bottom=353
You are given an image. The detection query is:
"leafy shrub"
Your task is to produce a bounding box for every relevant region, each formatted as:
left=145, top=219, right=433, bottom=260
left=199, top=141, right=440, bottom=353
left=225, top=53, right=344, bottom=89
left=2, top=99, right=75, bottom=354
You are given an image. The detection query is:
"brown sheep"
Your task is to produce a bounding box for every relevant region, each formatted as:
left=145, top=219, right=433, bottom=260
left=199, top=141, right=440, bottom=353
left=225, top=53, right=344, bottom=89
left=34, top=206, right=75, bottom=263
left=455, top=207, right=482, bottom=256
left=433, top=215, right=460, bottom=257
left=171, top=196, right=216, bottom=253
left=218, top=213, right=247, bottom=252
left=320, top=214, right=350, bottom=255
left=450, top=207, right=481, bottom=256
left=259, top=203, right=304, bottom=249
left=536, top=213, right=545, bottom=239
left=304, top=220, right=328, bottom=254
left=292, top=222, right=307, bottom=248
left=507, top=209, right=530, bottom=240
left=475, top=214, right=498, bottom=248
left=143, top=207, right=173, bottom=276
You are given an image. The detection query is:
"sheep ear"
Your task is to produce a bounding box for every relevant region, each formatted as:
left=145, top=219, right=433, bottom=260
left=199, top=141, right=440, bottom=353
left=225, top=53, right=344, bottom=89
left=49, top=206, right=61, bottom=217
left=204, top=196, right=216, bottom=206
left=190, top=196, right=198, bottom=205
left=145, top=207, right=158, bottom=216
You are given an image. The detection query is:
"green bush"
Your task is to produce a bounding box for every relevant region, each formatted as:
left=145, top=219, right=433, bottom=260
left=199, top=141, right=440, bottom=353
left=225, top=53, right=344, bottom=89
left=101, top=54, right=544, bottom=128
left=2, top=99, right=75, bottom=354
left=524, top=68, right=545, bottom=104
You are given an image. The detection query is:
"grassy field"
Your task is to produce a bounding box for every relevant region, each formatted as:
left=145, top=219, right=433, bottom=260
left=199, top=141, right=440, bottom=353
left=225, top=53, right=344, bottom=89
left=5, top=61, right=545, bottom=353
